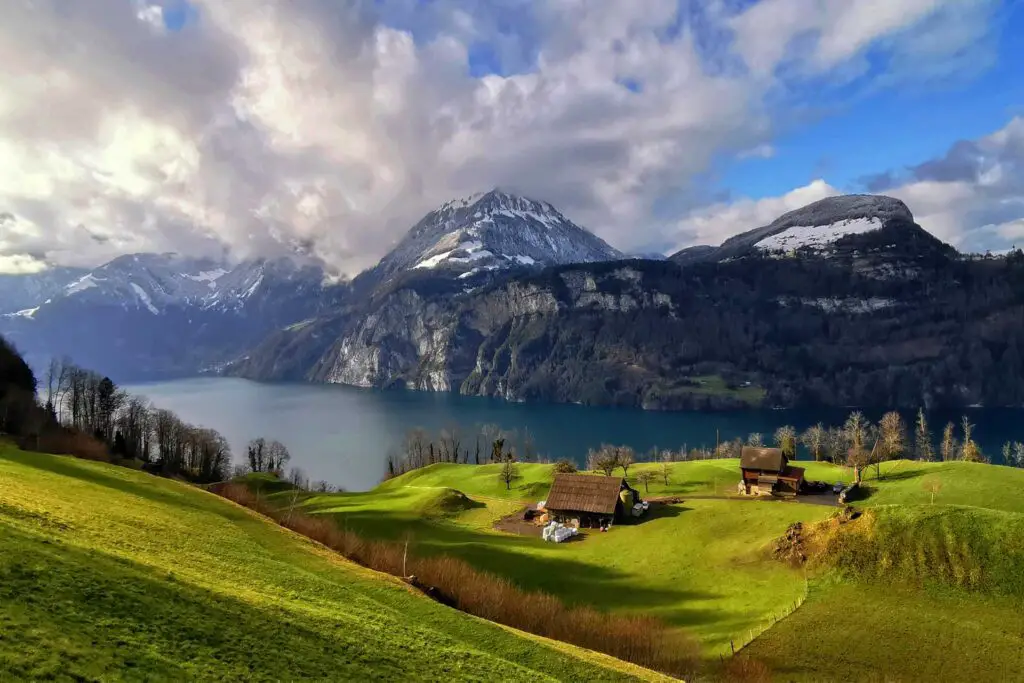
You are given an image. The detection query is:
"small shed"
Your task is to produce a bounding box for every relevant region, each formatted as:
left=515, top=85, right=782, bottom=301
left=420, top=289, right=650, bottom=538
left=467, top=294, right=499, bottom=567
left=545, top=474, right=635, bottom=528
left=739, top=447, right=805, bottom=497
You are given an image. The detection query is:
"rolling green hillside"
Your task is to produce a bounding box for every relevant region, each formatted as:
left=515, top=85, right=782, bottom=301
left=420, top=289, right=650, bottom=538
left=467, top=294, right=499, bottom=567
left=0, top=446, right=666, bottom=682
left=269, top=458, right=1024, bottom=681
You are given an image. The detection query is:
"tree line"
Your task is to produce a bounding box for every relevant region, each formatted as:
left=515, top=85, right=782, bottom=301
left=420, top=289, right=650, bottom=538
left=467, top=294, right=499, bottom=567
left=386, top=407, right=1024, bottom=488
left=0, top=341, right=306, bottom=486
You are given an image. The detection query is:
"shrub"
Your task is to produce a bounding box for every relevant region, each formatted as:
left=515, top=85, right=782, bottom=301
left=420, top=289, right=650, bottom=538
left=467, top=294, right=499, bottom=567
left=553, top=458, right=578, bottom=474
left=24, top=428, right=110, bottom=462
left=212, top=483, right=700, bottom=677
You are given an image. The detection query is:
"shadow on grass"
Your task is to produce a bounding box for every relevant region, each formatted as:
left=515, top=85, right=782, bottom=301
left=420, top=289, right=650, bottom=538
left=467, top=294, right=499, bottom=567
left=319, top=506, right=722, bottom=626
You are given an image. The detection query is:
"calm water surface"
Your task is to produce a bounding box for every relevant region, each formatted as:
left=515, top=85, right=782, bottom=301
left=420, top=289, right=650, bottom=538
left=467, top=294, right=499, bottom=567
left=125, top=377, right=1022, bottom=491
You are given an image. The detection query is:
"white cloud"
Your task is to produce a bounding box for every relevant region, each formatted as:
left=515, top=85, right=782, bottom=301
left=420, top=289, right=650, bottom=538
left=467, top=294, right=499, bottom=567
left=0, top=254, right=49, bottom=275
left=0, top=0, right=1006, bottom=275
left=667, top=179, right=839, bottom=249
left=668, top=116, right=1024, bottom=254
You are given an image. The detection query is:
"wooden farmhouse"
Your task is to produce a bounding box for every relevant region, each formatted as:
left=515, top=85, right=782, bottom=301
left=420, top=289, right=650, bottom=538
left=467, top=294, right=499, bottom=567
left=739, top=447, right=805, bottom=497
left=545, top=474, right=639, bottom=528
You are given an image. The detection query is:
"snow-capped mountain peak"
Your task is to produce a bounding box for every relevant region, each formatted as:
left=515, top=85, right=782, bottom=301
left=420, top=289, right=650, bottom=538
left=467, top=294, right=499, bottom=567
left=750, top=195, right=913, bottom=255
left=372, top=189, right=622, bottom=282
left=1, top=253, right=330, bottom=318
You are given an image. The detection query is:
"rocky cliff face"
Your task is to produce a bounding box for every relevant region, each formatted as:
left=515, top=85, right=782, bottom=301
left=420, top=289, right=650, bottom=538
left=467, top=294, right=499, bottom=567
left=233, top=194, right=1024, bottom=411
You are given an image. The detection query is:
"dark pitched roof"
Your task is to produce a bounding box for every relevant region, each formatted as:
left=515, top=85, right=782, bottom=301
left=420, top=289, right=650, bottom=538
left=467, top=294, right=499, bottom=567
left=545, top=474, right=624, bottom=515
left=740, top=447, right=786, bottom=472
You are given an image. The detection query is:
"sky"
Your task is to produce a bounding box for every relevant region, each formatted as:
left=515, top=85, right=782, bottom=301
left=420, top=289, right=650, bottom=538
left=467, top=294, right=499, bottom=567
left=1, top=0, right=1023, bottom=275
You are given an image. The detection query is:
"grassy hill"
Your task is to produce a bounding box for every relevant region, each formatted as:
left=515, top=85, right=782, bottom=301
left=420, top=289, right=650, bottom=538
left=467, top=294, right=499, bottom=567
left=267, top=457, right=1024, bottom=681
left=0, top=445, right=668, bottom=682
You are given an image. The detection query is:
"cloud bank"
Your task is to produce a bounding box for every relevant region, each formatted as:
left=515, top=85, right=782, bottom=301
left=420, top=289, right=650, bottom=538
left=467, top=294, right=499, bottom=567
left=0, top=0, right=1010, bottom=274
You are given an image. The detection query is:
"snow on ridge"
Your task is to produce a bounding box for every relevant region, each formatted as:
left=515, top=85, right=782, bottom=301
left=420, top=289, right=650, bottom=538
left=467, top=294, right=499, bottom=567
left=66, top=274, right=100, bottom=294
left=129, top=283, right=160, bottom=315
left=756, top=217, right=882, bottom=252
left=185, top=268, right=228, bottom=287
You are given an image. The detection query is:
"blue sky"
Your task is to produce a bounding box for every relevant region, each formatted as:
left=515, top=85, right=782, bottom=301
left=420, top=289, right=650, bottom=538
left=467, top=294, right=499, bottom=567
left=718, top=5, right=1024, bottom=201
left=1, top=0, right=1023, bottom=273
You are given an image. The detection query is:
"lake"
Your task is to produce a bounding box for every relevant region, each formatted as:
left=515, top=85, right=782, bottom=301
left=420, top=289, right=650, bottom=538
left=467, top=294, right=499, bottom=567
left=125, top=377, right=1022, bottom=491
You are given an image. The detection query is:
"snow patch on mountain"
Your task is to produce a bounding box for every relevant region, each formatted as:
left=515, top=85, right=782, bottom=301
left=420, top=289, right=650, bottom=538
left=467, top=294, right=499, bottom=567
left=369, top=189, right=622, bottom=282
left=130, top=282, right=160, bottom=315
left=67, top=274, right=100, bottom=294
left=756, top=217, right=883, bottom=253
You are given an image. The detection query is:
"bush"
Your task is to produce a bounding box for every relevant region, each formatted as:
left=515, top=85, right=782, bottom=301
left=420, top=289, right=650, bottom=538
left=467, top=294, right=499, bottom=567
left=553, top=459, right=578, bottom=474
left=212, top=482, right=699, bottom=677
left=23, top=428, right=110, bottom=462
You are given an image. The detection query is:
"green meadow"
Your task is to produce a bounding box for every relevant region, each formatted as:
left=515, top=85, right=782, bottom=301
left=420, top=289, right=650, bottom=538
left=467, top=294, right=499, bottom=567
left=272, top=458, right=1024, bottom=680
left=0, top=445, right=665, bottom=682
left=5, top=441, right=1024, bottom=682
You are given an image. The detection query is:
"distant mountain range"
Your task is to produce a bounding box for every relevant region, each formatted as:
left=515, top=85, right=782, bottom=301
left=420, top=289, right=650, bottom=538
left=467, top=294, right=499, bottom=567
left=4, top=191, right=1024, bottom=410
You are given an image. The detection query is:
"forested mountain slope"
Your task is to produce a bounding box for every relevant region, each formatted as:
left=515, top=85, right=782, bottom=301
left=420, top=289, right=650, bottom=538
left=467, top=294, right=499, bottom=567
left=234, top=204, right=1024, bottom=410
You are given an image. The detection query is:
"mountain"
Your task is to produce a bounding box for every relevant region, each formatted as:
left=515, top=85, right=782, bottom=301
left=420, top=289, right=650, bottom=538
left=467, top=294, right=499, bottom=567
left=0, top=254, right=347, bottom=381
left=231, top=193, right=1024, bottom=411
left=0, top=267, right=89, bottom=315
left=670, top=194, right=950, bottom=266
left=361, top=189, right=621, bottom=286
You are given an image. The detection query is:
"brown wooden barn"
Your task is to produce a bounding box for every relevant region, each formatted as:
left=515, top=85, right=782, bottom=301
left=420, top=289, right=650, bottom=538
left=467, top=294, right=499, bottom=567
left=739, top=447, right=805, bottom=497
left=544, top=474, right=637, bottom=528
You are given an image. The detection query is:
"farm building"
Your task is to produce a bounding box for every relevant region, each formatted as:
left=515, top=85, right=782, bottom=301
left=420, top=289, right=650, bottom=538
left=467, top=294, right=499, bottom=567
left=544, top=474, right=640, bottom=528
left=739, top=447, right=805, bottom=497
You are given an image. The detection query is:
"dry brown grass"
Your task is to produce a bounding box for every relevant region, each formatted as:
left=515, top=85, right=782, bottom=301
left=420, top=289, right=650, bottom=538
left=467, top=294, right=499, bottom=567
left=212, top=482, right=700, bottom=678
left=23, top=428, right=110, bottom=462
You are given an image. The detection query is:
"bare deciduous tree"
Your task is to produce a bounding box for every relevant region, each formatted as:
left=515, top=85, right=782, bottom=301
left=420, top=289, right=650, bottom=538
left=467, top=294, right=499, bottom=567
left=587, top=444, right=619, bottom=477
left=635, top=470, right=656, bottom=494
left=498, top=459, right=520, bottom=491
left=617, top=446, right=636, bottom=478
left=958, top=416, right=986, bottom=463
left=801, top=424, right=826, bottom=462
left=940, top=422, right=958, bottom=462
left=922, top=475, right=943, bottom=504
left=914, top=409, right=934, bottom=462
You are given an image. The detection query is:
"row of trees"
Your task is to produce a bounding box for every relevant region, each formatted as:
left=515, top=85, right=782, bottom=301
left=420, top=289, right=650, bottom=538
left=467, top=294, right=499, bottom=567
left=386, top=424, right=540, bottom=478
left=387, top=406, right=1024, bottom=487
left=40, top=359, right=233, bottom=482
left=37, top=357, right=310, bottom=485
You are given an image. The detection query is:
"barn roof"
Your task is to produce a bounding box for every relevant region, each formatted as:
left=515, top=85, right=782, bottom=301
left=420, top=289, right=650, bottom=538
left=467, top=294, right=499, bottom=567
left=545, top=474, right=624, bottom=515
left=740, top=447, right=786, bottom=472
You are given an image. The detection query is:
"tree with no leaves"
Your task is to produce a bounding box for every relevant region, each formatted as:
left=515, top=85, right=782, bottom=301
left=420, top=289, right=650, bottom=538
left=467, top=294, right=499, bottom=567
left=267, top=440, right=292, bottom=473
left=746, top=432, right=764, bottom=447
left=922, top=474, right=943, bottom=504
left=876, top=411, right=906, bottom=479
left=773, top=425, right=797, bottom=459
left=587, top=444, right=619, bottom=476
left=879, top=412, right=906, bottom=460
left=940, top=422, right=958, bottom=462
left=659, top=452, right=672, bottom=486
left=801, top=423, right=826, bottom=462
left=844, top=411, right=871, bottom=484
left=914, top=408, right=934, bottom=462
left=1003, top=441, right=1024, bottom=468
left=498, top=458, right=520, bottom=491
left=617, top=446, right=636, bottom=478
left=958, top=416, right=986, bottom=463
left=635, top=470, right=656, bottom=494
